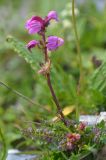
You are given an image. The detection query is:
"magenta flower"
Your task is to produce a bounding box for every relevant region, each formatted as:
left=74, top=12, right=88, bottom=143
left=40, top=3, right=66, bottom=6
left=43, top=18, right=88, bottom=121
left=25, top=16, right=44, bottom=34
left=26, top=40, right=39, bottom=51
left=25, top=11, right=58, bottom=34
left=47, top=11, right=58, bottom=21
left=46, top=36, right=64, bottom=51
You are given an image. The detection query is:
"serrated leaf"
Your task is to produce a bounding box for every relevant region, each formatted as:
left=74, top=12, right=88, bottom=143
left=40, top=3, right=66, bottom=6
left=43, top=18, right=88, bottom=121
left=6, top=36, right=41, bottom=72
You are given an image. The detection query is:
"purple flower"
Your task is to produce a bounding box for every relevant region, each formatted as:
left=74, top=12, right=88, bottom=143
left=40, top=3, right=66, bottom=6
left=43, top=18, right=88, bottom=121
left=46, top=36, right=64, bottom=51
left=47, top=11, right=58, bottom=21
left=25, top=11, right=58, bottom=34
left=26, top=40, right=39, bottom=51
left=25, top=16, right=44, bottom=34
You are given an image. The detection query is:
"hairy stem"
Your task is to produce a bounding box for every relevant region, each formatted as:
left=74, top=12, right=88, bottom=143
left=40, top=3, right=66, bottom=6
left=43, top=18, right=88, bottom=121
left=41, top=33, right=67, bottom=126
left=72, top=0, right=84, bottom=120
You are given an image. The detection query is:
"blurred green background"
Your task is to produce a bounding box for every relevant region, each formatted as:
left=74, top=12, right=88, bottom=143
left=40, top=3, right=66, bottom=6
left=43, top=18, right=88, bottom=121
left=0, top=0, right=106, bottom=152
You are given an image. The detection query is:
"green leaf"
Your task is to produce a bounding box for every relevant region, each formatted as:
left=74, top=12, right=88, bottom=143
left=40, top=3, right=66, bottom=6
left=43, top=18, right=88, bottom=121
left=6, top=36, right=41, bottom=72
left=89, top=61, right=106, bottom=92
left=70, top=153, right=80, bottom=160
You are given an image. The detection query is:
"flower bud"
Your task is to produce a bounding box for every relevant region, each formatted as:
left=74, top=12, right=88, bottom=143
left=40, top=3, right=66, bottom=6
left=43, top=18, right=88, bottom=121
left=26, top=40, right=39, bottom=51
left=47, top=11, right=58, bottom=21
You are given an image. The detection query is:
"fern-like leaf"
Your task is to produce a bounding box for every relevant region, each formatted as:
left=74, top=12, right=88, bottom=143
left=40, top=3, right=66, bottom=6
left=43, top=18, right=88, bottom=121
left=6, top=36, right=41, bottom=72
left=90, top=61, right=106, bottom=92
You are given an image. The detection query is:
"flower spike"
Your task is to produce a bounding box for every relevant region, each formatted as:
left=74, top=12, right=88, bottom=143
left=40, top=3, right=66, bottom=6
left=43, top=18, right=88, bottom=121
left=25, top=11, right=67, bottom=126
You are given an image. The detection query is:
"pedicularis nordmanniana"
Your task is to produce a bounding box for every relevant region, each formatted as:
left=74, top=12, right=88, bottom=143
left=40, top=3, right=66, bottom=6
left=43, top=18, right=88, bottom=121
left=25, top=11, right=67, bottom=126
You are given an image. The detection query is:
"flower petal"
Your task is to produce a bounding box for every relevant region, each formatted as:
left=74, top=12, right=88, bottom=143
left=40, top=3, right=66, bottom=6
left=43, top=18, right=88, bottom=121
left=47, top=11, right=58, bottom=21
left=25, top=16, right=44, bottom=34
left=26, top=40, right=39, bottom=50
left=46, top=36, right=64, bottom=51
left=57, top=37, right=64, bottom=47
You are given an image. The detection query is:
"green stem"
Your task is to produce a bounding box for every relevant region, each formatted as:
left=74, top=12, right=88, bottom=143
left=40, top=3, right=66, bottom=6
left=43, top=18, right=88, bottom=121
left=0, top=81, right=42, bottom=107
left=72, top=0, right=83, bottom=120
left=0, top=129, right=7, bottom=160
